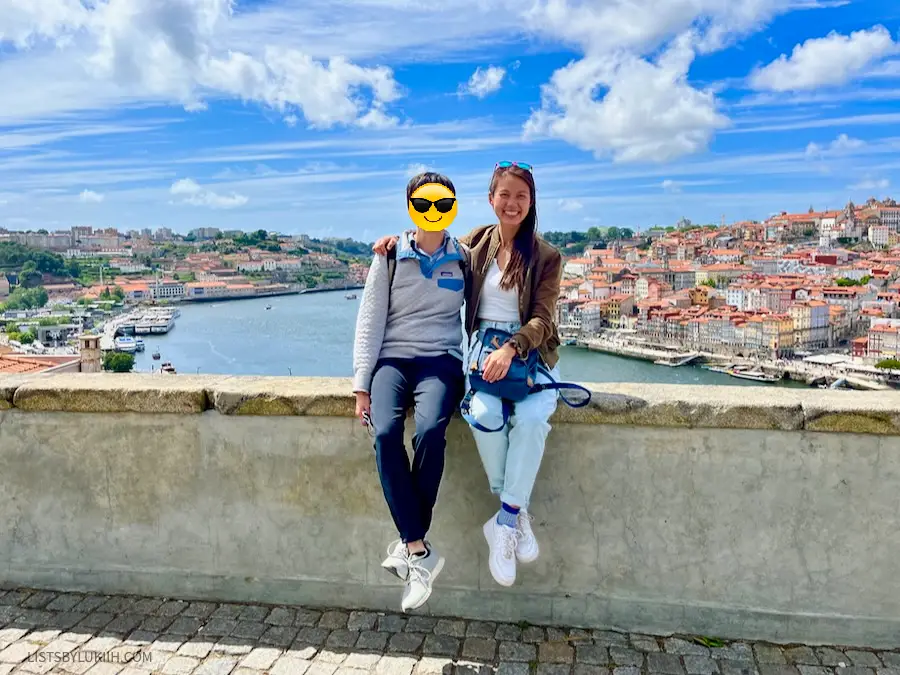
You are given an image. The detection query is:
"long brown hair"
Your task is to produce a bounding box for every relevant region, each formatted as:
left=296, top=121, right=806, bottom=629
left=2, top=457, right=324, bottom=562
left=490, top=165, right=537, bottom=291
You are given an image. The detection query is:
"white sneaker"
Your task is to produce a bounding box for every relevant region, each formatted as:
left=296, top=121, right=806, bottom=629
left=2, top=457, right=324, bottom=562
left=515, top=510, right=539, bottom=563
left=381, top=540, right=409, bottom=581
left=401, top=544, right=444, bottom=612
left=483, top=514, right=517, bottom=586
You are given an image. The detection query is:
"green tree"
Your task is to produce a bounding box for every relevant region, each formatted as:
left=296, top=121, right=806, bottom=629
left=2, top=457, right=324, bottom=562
left=834, top=277, right=868, bottom=287
left=0, top=242, right=67, bottom=275
left=1, top=286, right=48, bottom=311
left=585, top=226, right=603, bottom=241
left=103, top=352, right=134, bottom=372
left=876, top=358, right=900, bottom=370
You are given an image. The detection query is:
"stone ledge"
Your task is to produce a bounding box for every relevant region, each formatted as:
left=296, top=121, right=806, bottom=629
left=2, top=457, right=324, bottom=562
left=10, top=373, right=214, bottom=414
left=211, top=376, right=355, bottom=416
left=2, top=373, right=900, bottom=433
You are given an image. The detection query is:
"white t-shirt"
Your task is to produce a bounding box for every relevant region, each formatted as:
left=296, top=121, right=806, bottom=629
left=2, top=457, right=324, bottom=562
left=477, top=259, right=520, bottom=322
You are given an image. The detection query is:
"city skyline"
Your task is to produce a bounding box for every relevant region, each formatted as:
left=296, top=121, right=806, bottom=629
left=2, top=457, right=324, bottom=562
left=1, top=0, right=899, bottom=238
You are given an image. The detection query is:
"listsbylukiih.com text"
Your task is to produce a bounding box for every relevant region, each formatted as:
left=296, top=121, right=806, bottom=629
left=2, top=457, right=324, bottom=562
left=26, top=649, right=152, bottom=664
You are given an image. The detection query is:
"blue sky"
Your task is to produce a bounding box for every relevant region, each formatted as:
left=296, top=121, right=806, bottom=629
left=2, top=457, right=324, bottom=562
left=1, top=0, right=899, bottom=241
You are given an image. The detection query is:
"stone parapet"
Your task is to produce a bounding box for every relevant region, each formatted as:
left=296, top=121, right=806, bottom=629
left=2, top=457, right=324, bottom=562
left=2, top=373, right=900, bottom=649
left=4, top=372, right=900, bottom=433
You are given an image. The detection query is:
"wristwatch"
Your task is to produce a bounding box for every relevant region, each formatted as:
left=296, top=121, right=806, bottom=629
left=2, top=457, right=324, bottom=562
left=505, top=337, right=522, bottom=355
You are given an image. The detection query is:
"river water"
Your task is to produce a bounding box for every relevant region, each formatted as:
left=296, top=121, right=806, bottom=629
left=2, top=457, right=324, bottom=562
left=131, top=290, right=798, bottom=387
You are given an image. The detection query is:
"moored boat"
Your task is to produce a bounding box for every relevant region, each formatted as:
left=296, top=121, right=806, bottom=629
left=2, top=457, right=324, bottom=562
left=114, top=336, right=138, bottom=353
left=727, top=366, right=781, bottom=383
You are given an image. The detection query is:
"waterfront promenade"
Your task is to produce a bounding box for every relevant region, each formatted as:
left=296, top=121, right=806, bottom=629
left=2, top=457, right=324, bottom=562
left=0, top=587, right=896, bottom=675
left=580, top=335, right=892, bottom=389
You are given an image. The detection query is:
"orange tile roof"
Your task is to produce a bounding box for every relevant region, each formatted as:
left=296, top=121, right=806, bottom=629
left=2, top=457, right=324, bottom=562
left=0, top=355, right=77, bottom=374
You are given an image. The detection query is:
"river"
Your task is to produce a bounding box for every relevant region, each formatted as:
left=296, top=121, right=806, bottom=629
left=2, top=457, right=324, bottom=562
left=130, top=290, right=800, bottom=387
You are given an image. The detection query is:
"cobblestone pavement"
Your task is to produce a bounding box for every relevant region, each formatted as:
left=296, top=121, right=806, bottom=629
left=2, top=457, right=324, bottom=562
left=0, top=587, right=897, bottom=675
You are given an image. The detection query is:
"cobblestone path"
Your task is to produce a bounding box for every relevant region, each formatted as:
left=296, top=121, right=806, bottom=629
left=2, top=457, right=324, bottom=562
left=0, top=587, right=897, bottom=675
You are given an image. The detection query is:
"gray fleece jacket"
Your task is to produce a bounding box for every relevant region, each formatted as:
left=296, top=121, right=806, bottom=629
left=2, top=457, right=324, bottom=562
left=352, top=231, right=468, bottom=393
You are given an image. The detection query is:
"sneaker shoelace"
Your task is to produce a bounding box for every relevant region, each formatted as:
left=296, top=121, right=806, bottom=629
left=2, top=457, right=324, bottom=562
left=516, top=512, right=535, bottom=541
left=496, top=525, right=517, bottom=560
left=406, top=554, right=433, bottom=586
left=387, top=541, right=409, bottom=564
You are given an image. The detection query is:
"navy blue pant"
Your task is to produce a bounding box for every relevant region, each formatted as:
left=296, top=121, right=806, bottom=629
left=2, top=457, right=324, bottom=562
left=370, top=354, right=464, bottom=543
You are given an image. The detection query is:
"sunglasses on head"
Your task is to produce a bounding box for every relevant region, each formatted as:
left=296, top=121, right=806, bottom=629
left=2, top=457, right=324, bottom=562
left=409, top=197, right=456, bottom=213
left=495, top=160, right=533, bottom=172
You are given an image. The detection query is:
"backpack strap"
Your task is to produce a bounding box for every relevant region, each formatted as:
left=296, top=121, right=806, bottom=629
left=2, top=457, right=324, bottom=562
left=386, top=245, right=397, bottom=290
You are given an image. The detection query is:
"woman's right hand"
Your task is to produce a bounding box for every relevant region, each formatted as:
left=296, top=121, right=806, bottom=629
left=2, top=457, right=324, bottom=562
left=373, top=236, right=399, bottom=255
left=355, top=392, right=371, bottom=427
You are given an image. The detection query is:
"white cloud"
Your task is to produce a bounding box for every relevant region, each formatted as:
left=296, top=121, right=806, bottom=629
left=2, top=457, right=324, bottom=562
left=459, top=66, right=506, bottom=98
left=0, top=0, right=402, bottom=128
left=750, top=26, right=899, bottom=91
left=170, top=178, right=248, bottom=209
left=865, top=59, right=900, bottom=79
left=78, top=190, right=105, bottom=203
left=805, top=133, right=865, bottom=158
left=725, top=112, right=900, bottom=135
left=662, top=180, right=682, bottom=193
left=222, top=0, right=524, bottom=63
left=405, top=163, right=432, bottom=178
left=558, top=199, right=583, bottom=212
left=849, top=178, right=889, bottom=191
left=522, top=0, right=781, bottom=57
left=518, top=0, right=885, bottom=163
left=0, top=0, right=88, bottom=48
left=525, top=33, right=729, bottom=163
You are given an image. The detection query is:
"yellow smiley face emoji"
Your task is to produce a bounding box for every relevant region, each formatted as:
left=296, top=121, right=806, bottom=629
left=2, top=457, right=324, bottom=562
left=408, top=183, right=458, bottom=232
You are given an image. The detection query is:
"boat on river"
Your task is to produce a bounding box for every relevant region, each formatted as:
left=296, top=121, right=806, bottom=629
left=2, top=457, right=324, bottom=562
left=114, top=336, right=137, bottom=353
left=727, top=366, right=781, bottom=383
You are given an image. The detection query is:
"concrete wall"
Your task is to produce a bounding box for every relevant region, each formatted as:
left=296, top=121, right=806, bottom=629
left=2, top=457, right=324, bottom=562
left=2, top=373, right=900, bottom=648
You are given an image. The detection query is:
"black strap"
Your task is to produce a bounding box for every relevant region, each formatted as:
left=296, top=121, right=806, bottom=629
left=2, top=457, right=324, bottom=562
left=387, top=246, right=397, bottom=289
left=530, top=364, right=593, bottom=408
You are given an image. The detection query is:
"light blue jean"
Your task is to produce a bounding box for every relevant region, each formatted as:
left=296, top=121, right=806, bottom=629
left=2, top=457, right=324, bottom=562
left=464, top=320, right=560, bottom=510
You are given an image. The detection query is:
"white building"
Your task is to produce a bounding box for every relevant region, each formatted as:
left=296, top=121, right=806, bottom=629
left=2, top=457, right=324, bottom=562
left=868, top=225, right=890, bottom=249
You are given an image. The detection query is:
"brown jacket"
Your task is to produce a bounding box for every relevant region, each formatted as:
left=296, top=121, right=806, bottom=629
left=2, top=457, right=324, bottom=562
left=459, top=224, right=563, bottom=369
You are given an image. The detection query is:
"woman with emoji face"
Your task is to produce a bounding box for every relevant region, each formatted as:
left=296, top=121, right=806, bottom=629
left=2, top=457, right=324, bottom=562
left=373, top=161, right=564, bottom=589
left=352, top=171, right=470, bottom=612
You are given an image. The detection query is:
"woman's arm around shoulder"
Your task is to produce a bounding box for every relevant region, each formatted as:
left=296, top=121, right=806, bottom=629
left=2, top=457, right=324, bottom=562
left=352, top=254, right=390, bottom=393
left=457, top=224, right=494, bottom=248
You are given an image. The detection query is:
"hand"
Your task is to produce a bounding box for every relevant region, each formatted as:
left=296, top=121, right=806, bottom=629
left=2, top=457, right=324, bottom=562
left=355, top=392, right=371, bottom=427
left=373, top=235, right=399, bottom=255
left=482, top=344, right=516, bottom=383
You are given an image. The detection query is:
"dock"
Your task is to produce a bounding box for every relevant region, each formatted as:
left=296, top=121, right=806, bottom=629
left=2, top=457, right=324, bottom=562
left=579, top=335, right=894, bottom=390
left=654, top=352, right=702, bottom=367
left=100, top=308, right=179, bottom=351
